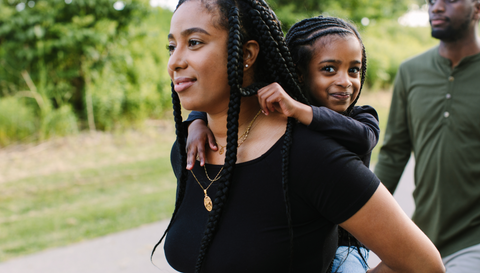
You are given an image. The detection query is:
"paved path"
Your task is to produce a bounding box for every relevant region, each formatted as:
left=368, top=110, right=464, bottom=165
left=0, top=157, right=415, bottom=273
left=0, top=220, right=176, bottom=273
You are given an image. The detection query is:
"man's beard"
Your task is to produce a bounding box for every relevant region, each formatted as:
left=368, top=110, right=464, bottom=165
left=431, top=14, right=472, bottom=41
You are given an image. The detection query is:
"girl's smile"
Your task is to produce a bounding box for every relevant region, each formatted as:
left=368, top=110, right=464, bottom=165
left=329, top=91, right=353, bottom=101
left=304, top=35, right=362, bottom=113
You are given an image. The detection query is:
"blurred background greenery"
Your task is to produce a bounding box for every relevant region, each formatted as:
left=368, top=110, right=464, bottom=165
left=0, top=0, right=441, bottom=262
left=0, top=0, right=438, bottom=146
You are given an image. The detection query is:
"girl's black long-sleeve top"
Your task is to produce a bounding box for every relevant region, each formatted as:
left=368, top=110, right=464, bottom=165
left=186, top=105, right=380, bottom=167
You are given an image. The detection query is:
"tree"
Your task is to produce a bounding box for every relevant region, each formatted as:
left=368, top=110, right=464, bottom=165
left=269, top=0, right=412, bottom=31
left=0, top=0, right=171, bottom=141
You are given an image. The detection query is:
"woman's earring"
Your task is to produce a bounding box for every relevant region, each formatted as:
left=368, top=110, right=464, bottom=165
left=245, top=64, right=249, bottom=68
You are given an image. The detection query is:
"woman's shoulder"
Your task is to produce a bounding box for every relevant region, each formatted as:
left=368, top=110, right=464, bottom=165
left=290, top=122, right=363, bottom=169
left=292, top=122, right=343, bottom=150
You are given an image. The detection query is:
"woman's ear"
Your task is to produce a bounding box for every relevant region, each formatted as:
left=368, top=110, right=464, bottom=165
left=243, top=40, right=260, bottom=70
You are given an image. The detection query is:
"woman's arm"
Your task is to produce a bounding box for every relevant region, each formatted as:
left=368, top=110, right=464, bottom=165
left=339, top=184, right=445, bottom=273
left=308, top=105, right=379, bottom=156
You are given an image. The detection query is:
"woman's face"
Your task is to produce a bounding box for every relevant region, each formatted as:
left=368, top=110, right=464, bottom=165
left=167, top=0, right=230, bottom=113
left=304, top=35, right=362, bottom=113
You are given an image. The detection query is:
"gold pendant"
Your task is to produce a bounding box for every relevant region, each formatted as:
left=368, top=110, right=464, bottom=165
left=218, top=146, right=225, bottom=155
left=203, top=190, right=213, bottom=211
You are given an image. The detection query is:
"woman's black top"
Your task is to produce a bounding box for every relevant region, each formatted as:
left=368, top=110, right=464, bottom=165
left=164, top=123, right=380, bottom=273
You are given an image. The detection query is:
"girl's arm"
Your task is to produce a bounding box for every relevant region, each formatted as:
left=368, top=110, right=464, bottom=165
left=256, top=83, right=379, bottom=156
left=185, top=111, right=217, bottom=170
left=308, top=105, right=379, bottom=156
left=340, top=184, right=445, bottom=273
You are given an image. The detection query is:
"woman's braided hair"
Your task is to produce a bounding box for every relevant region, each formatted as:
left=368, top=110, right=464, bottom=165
left=152, top=0, right=307, bottom=272
left=286, top=16, right=367, bottom=116
left=286, top=16, right=369, bottom=272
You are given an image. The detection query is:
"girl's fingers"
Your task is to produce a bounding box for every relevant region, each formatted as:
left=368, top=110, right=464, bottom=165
left=197, top=146, right=205, bottom=167
left=256, top=92, right=269, bottom=115
left=186, top=147, right=197, bottom=170
left=208, top=136, right=218, bottom=151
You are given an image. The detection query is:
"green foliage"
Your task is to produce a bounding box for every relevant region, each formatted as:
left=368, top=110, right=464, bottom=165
left=0, top=0, right=440, bottom=144
left=0, top=97, right=36, bottom=146
left=86, top=7, right=173, bottom=130
left=270, top=0, right=413, bottom=31
left=0, top=1, right=172, bottom=142
left=40, top=105, right=79, bottom=139
left=361, top=21, right=438, bottom=90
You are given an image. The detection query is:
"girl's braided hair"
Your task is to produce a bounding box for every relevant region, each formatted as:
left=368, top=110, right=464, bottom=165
left=286, top=16, right=369, bottom=272
left=286, top=16, right=367, bottom=116
left=152, top=0, right=307, bottom=272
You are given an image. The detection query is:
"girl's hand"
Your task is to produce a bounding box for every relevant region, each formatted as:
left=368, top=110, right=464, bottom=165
left=186, top=119, right=217, bottom=170
left=257, top=83, right=313, bottom=125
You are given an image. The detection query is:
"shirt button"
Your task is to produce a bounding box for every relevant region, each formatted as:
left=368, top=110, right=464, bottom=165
left=444, top=111, right=450, bottom=118
left=449, top=76, right=454, bottom=81
left=446, top=93, right=451, bottom=99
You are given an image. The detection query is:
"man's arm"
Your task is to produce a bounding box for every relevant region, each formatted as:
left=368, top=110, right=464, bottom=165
left=374, top=68, right=412, bottom=193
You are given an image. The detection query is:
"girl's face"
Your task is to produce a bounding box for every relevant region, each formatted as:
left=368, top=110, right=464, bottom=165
left=167, top=0, right=230, bottom=113
left=303, top=35, right=362, bottom=113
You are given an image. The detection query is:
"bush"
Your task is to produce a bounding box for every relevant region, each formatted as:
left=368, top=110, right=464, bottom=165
left=40, top=105, right=78, bottom=139
left=0, top=97, right=37, bottom=146
left=361, top=20, right=438, bottom=90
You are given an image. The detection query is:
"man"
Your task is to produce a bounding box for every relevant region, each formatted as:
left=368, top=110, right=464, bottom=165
left=374, top=0, right=480, bottom=271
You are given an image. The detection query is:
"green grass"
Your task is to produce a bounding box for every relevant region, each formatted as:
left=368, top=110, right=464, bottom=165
left=0, top=128, right=177, bottom=262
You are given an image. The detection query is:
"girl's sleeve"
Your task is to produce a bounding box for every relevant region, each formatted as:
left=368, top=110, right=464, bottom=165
left=308, top=105, right=379, bottom=156
left=183, top=111, right=208, bottom=134
left=185, top=111, right=207, bottom=123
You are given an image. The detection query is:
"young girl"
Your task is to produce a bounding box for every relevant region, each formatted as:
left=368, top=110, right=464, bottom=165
left=154, top=0, right=444, bottom=272
left=185, top=16, right=377, bottom=272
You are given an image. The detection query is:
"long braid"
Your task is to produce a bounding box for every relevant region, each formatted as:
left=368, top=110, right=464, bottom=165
left=281, top=117, right=296, bottom=272
left=151, top=83, right=188, bottom=261
left=246, top=0, right=307, bottom=103
left=241, top=1, right=299, bottom=271
left=286, top=16, right=368, bottom=116
left=194, top=5, right=243, bottom=272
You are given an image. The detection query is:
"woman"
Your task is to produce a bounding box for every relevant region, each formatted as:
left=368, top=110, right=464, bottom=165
left=154, top=0, right=445, bottom=272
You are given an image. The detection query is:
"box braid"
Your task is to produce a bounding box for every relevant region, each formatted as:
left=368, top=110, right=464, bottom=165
left=286, top=16, right=367, bottom=116
left=286, top=16, right=369, bottom=272
left=150, top=83, right=188, bottom=262
left=153, top=0, right=307, bottom=272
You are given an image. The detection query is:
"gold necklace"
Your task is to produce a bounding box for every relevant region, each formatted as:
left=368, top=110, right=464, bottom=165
left=191, top=170, right=215, bottom=211
left=217, top=110, right=262, bottom=155
left=192, top=110, right=261, bottom=211
left=204, top=165, right=224, bottom=182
